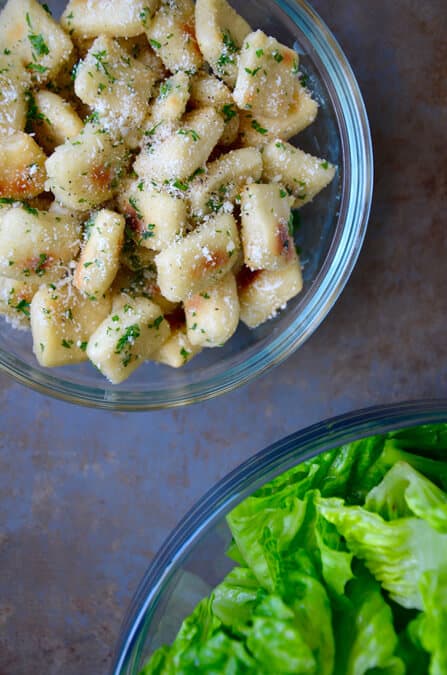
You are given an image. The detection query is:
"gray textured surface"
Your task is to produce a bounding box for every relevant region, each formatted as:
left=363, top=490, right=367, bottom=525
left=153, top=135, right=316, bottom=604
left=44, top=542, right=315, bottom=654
left=0, top=1, right=446, bottom=673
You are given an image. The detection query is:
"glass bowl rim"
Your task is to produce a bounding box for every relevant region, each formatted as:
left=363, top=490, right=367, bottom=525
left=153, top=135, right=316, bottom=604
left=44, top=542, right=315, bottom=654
left=0, top=0, right=374, bottom=410
left=112, top=398, right=447, bottom=673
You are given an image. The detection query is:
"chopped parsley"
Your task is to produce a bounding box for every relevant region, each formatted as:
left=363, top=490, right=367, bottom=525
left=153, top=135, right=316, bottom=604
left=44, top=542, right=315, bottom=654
left=26, top=63, right=48, bottom=74
left=92, top=50, right=115, bottom=83
left=190, top=167, right=206, bottom=179
left=142, top=224, right=156, bottom=240
left=288, top=210, right=301, bottom=236
left=35, top=253, right=48, bottom=276
left=13, top=299, right=31, bottom=317
left=206, top=197, right=223, bottom=213
left=61, top=339, right=74, bottom=349
left=321, top=160, right=329, bottom=170
left=177, top=128, right=200, bottom=142
left=129, top=196, right=143, bottom=219
left=150, top=39, right=162, bottom=50
left=149, top=316, right=164, bottom=330
left=272, top=50, right=284, bottom=63
left=222, top=31, right=238, bottom=53
left=22, top=203, right=38, bottom=216
left=256, top=49, right=264, bottom=58
left=222, top=103, right=237, bottom=122
left=115, top=324, right=141, bottom=365
left=159, top=80, right=172, bottom=99
left=172, top=179, right=189, bottom=192
left=26, top=13, right=50, bottom=58
left=79, top=341, right=88, bottom=352
left=245, top=67, right=261, bottom=76
left=251, top=119, right=268, bottom=135
left=25, top=90, right=50, bottom=126
left=139, top=6, right=151, bottom=26
left=180, top=347, right=190, bottom=363
left=216, top=30, right=238, bottom=73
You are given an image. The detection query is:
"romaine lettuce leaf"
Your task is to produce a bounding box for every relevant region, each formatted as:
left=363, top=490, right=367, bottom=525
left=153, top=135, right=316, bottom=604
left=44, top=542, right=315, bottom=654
left=244, top=595, right=316, bottom=674
left=227, top=488, right=308, bottom=590
left=318, top=498, right=447, bottom=609
left=366, top=461, right=447, bottom=531
left=364, top=440, right=447, bottom=492
left=390, top=424, right=447, bottom=457
left=333, top=566, right=404, bottom=675
left=227, top=488, right=353, bottom=596
left=417, top=568, right=447, bottom=675
left=212, top=566, right=261, bottom=628
left=174, top=630, right=257, bottom=674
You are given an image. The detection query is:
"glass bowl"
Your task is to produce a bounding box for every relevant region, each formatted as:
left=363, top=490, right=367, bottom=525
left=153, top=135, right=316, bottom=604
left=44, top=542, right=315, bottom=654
left=0, top=0, right=373, bottom=409
left=112, top=399, right=447, bottom=673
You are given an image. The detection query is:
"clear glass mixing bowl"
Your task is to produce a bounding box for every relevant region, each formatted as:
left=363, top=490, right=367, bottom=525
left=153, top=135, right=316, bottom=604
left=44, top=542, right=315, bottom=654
left=0, top=0, right=373, bottom=409
left=112, top=400, right=447, bottom=673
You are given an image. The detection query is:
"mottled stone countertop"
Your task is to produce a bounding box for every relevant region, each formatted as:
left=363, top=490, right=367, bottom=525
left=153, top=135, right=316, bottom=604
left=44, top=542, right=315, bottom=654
left=0, top=1, right=446, bottom=673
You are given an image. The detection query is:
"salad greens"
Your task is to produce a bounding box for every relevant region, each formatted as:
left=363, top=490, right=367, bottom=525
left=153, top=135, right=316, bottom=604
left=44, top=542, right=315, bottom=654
left=141, top=424, right=447, bottom=674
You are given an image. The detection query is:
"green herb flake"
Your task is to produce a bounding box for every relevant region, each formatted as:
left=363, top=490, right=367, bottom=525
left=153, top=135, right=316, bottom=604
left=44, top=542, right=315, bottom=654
left=139, top=7, right=151, bottom=26
left=150, top=39, right=162, bottom=50
left=251, top=119, right=268, bottom=135
left=61, top=339, right=74, bottom=349
left=245, top=67, right=261, bottom=76
left=26, top=63, right=48, bottom=74
left=149, top=316, right=164, bottom=330
left=288, top=210, right=301, bottom=236
left=158, top=80, right=172, bottom=99
left=255, top=49, right=264, bottom=58
left=177, top=128, right=200, bottom=142
left=180, top=347, right=190, bottom=363
left=79, top=341, right=88, bottom=352
left=115, top=324, right=141, bottom=354
left=26, top=13, right=50, bottom=57
left=14, top=299, right=31, bottom=317
left=129, top=196, right=143, bottom=219
left=35, top=253, right=48, bottom=277
left=222, top=103, right=237, bottom=122
left=92, top=50, right=116, bottom=83
left=142, top=224, right=156, bottom=240
left=272, top=50, right=284, bottom=63
left=321, top=160, right=329, bottom=170
left=172, top=179, right=189, bottom=192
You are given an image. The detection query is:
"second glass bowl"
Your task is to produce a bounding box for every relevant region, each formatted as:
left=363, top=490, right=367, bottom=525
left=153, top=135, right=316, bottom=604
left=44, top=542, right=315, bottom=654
left=112, top=400, right=447, bottom=673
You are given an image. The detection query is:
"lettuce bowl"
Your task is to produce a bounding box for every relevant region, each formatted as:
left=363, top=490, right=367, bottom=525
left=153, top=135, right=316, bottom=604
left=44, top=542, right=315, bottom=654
left=112, top=400, right=447, bottom=674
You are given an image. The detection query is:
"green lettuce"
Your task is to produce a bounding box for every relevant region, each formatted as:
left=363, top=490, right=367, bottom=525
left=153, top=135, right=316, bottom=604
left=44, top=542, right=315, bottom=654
left=333, top=566, right=404, bottom=675
left=318, top=498, right=447, bottom=609
left=366, top=461, right=447, bottom=531
left=416, top=568, right=447, bottom=675
left=140, top=423, right=447, bottom=674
